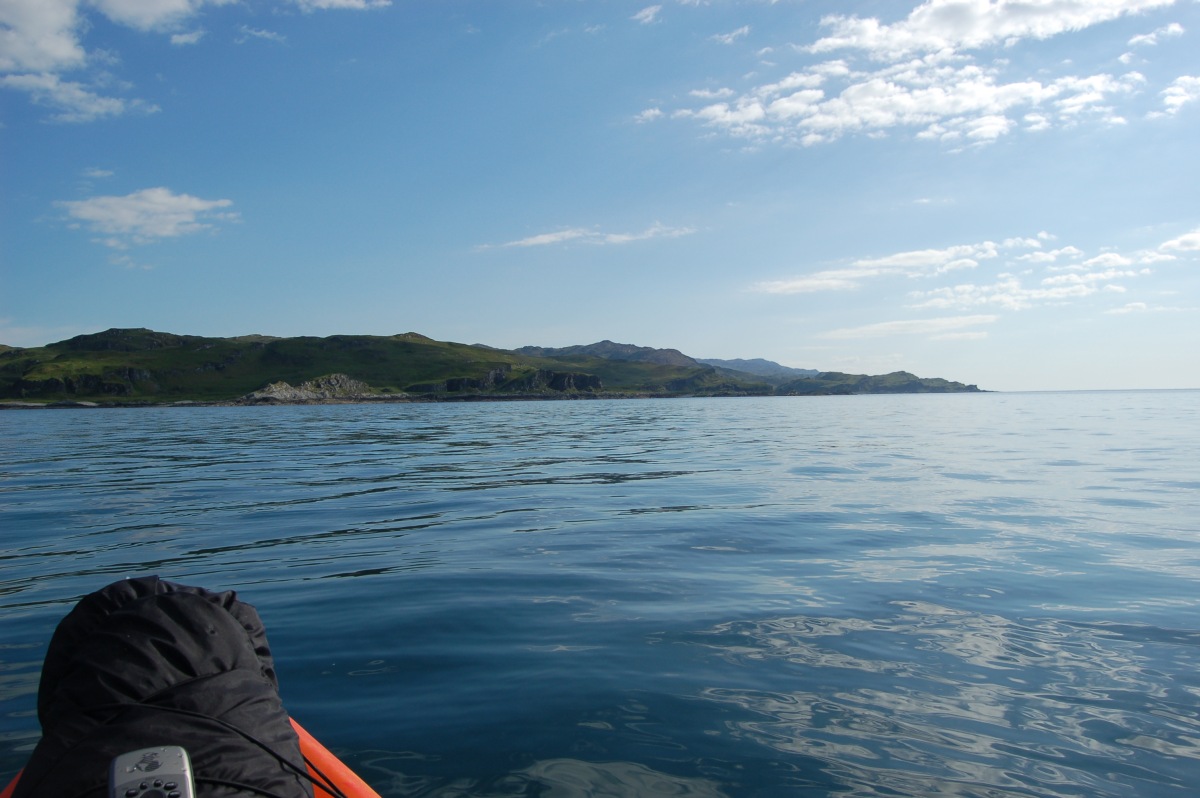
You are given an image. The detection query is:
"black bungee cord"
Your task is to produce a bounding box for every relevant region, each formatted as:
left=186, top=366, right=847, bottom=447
left=46, top=701, right=353, bottom=798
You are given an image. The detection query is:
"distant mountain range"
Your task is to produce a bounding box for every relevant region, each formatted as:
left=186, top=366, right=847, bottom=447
left=0, top=329, right=983, bottom=405
left=697, top=358, right=820, bottom=380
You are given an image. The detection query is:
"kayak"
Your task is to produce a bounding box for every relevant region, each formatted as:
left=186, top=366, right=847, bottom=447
left=2, top=721, right=379, bottom=798
left=1, top=576, right=382, bottom=798
left=291, top=717, right=381, bottom=798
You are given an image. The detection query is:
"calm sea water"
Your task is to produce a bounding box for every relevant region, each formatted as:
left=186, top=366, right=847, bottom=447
left=2, top=393, right=1199, bottom=797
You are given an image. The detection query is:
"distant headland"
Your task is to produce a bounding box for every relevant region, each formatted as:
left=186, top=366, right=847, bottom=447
left=0, top=328, right=984, bottom=407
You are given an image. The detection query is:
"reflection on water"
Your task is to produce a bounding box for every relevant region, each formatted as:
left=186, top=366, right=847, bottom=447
left=429, top=759, right=729, bottom=798
left=358, top=755, right=731, bottom=798
left=2, top=393, right=1199, bottom=797
left=692, top=602, right=1200, bottom=795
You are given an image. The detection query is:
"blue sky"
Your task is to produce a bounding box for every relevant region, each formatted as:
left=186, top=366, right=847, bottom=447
left=2, top=0, right=1198, bottom=391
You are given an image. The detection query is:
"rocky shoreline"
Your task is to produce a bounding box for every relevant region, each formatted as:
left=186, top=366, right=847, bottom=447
left=0, top=394, right=710, bottom=409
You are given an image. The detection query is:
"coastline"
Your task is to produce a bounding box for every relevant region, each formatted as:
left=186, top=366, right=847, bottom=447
left=0, top=390, right=997, bottom=410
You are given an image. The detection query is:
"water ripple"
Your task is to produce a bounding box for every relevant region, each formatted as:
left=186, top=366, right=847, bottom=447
left=2, top=393, right=1199, bottom=797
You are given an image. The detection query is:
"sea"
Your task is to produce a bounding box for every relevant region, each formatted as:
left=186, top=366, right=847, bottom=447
left=2, top=391, right=1199, bottom=797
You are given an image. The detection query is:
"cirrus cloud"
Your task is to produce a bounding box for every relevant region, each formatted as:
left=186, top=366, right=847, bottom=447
left=821, top=315, right=999, bottom=340
left=0, top=72, right=157, bottom=122
left=480, top=222, right=695, bottom=250
left=711, top=26, right=750, bottom=45
left=294, top=0, right=390, bottom=9
left=753, top=237, right=1038, bottom=295
left=632, top=6, right=662, bottom=25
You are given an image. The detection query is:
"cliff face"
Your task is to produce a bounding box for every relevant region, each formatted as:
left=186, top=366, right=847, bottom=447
left=14, top=367, right=159, bottom=397
left=517, top=370, right=604, bottom=392
left=408, top=368, right=603, bottom=395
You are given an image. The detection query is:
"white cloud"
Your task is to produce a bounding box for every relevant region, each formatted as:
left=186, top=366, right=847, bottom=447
left=1107, top=301, right=1149, bottom=313
left=754, top=238, right=1043, bottom=295
left=1128, top=21, right=1185, bottom=46
left=689, top=87, right=735, bottom=99
left=484, top=222, right=694, bottom=249
left=754, top=272, right=864, bottom=294
left=1041, top=267, right=1148, bottom=286
left=910, top=276, right=1093, bottom=310
left=909, top=265, right=1151, bottom=311
left=292, top=0, right=391, bottom=9
left=711, top=26, right=749, bottom=45
left=1160, top=227, right=1200, bottom=252
left=0, top=0, right=86, bottom=72
left=667, top=1, right=1167, bottom=146
left=58, top=187, right=237, bottom=247
left=602, top=222, right=695, bottom=244
left=634, top=107, right=664, bottom=123
left=1017, top=245, right=1083, bottom=263
left=852, top=241, right=1000, bottom=272
left=632, top=6, right=662, bottom=25
left=821, top=315, right=999, bottom=340
left=236, top=26, right=287, bottom=44
left=1, top=0, right=386, bottom=122
left=1160, top=76, right=1200, bottom=114
left=755, top=71, right=825, bottom=98
left=497, top=229, right=592, bottom=248
left=0, top=72, right=157, bottom=122
left=679, top=97, right=768, bottom=137
left=87, top=0, right=233, bottom=33
left=806, top=0, right=1176, bottom=60
left=1106, top=301, right=1191, bottom=314
left=1082, top=252, right=1134, bottom=268
left=171, top=30, right=205, bottom=46
left=680, top=51, right=1145, bottom=145
left=1137, top=250, right=1176, bottom=264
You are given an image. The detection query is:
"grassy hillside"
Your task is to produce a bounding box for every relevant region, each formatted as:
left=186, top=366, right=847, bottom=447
left=777, top=371, right=981, bottom=395
left=0, top=329, right=981, bottom=404
left=0, top=328, right=746, bottom=403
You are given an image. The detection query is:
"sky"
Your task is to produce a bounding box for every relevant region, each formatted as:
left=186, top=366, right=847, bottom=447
left=2, top=0, right=1198, bottom=391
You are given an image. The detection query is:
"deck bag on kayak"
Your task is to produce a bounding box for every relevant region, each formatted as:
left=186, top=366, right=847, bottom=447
left=13, top=576, right=313, bottom=798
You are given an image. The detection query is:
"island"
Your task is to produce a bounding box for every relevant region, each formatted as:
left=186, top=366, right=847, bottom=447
left=0, top=328, right=983, bottom=406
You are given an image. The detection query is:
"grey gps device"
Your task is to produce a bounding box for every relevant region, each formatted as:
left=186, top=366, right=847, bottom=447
left=108, top=745, right=196, bottom=798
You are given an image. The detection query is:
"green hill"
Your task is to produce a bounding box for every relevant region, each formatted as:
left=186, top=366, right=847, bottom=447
left=0, top=329, right=982, bottom=404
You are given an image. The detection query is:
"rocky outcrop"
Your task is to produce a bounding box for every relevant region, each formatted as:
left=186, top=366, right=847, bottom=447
left=239, top=373, right=376, bottom=403
left=445, top=367, right=511, bottom=393
left=408, top=366, right=513, bottom=394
